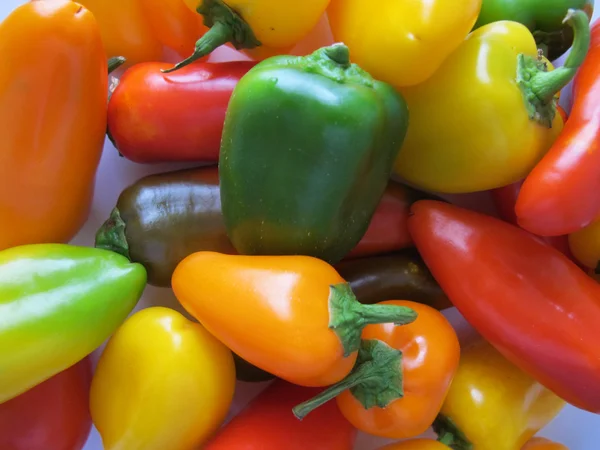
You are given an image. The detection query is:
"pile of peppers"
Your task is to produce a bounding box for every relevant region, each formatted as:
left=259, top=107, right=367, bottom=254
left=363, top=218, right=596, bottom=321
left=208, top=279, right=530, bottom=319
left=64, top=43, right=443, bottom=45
left=1, top=0, right=600, bottom=449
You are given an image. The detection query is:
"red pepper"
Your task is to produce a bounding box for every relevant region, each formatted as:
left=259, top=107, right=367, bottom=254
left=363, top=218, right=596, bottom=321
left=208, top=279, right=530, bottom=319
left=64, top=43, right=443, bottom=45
left=0, top=358, right=92, bottom=450
left=516, top=19, right=600, bottom=236
left=408, top=200, right=600, bottom=414
left=204, top=380, right=357, bottom=450
left=107, top=61, right=255, bottom=163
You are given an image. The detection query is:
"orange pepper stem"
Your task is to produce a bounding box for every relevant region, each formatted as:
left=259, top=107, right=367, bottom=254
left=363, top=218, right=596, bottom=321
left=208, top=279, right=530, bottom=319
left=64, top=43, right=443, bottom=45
left=292, top=339, right=403, bottom=420
left=108, top=56, right=126, bottom=74
left=518, top=9, right=590, bottom=127
left=328, top=283, right=417, bottom=356
left=162, top=0, right=260, bottom=73
left=95, top=208, right=131, bottom=260
left=433, top=415, right=473, bottom=450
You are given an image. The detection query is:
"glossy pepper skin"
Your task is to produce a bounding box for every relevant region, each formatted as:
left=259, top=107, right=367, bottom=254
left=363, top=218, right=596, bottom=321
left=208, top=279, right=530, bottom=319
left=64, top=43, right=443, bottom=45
left=474, top=0, right=593, bottom=60
left=0, top=0, right=107, bottom=250
left=205, top=380, right=357, bottom=450
left=91, top=307, right=235, bottom=450
left=166, top=0, right=330, bottom=72
left=108, top=61, right=255, bottom=163
left=172, top=252, right=416, bottom=387
left=568, top=219, right=600, bottom=271
left=327, top=0, right=481, bottom=88
left=0, top=358, right=92, bottom=450
left=433, top=339, right=565, bottom=450
left=0, top=244, right=146, bottom=404
left=220, top=44, right=409, bottom=264
left=408, top=200, right=600, bottom=414
left=335, top=250, right=451, bottom=310
left=522, top=438, right=569, bottom=450
left=393, top=10, right=590, bottom=194
left=517, top=18, right=600, bottom=237
left=78, top=0, right=205, bottom=66
left=293, top=301, right=460, bottom=439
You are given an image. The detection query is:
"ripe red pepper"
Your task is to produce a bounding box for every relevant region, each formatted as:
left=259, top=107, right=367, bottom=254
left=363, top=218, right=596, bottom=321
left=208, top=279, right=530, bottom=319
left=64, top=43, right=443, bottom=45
left=516, top=18, right=600, bottom=236
left=408, top=200, right=600, bottom=414
left=204, top=380, right=357, bottom=450
left=107, top=61, right=255, bottom=163
left=0, top=358, right=92, bottom=450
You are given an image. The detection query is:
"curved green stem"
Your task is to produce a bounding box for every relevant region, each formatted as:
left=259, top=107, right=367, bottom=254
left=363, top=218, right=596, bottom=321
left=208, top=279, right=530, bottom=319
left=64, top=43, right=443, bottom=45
left=433, top=415, right=473, bottom=450
left=292, top=340, right=403, bottom=420
left=108, top=56, right=126, bottom=74
left=95, top=208, right=130, bottom=260
left=438, top=432, right=455, bottom=446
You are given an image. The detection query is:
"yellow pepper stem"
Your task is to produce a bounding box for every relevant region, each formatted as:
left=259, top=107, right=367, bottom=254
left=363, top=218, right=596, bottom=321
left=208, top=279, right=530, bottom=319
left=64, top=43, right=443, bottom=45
left=433, top=415, right=474, bottom=450
left=292, top=339, right=403, bottom=420
left=517, top=9, right=591, bottom=127
left=162, top=0, right=260, bottom=73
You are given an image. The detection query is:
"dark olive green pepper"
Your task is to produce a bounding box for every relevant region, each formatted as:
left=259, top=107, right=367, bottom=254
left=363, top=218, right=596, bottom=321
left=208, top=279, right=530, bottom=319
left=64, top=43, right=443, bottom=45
left=220, top=43, right=409, bottom=265
left=335, top=249, right=451, bottom=310
left=95, top=166, right=235, bottom=287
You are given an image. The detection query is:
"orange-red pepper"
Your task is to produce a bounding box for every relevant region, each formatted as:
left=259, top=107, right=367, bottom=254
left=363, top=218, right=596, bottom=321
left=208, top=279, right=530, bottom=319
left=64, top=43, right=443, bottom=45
left=0, top=0, right=107, bottom=250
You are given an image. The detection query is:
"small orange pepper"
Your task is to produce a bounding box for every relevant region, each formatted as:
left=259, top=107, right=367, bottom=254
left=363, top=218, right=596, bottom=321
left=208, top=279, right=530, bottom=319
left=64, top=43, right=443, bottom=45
left=522, top=438, right=569, bottom=450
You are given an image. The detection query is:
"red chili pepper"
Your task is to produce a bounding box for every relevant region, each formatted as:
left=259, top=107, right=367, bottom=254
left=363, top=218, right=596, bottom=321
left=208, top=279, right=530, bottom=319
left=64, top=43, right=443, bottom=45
left=107, top=61, right=255, bottom=163
left=204, top=380, right=357, bottom=450
left=516, top=19, right=600, bottom=236
left=0, top=358, right=92, bottom=450
left=408, top=200, right=600, bottom=414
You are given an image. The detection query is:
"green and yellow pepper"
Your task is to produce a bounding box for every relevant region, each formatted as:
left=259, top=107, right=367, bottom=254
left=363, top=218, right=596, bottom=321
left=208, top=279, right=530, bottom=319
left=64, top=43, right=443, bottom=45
left=91, top=307, right=235, bottom=450
left=220, top=43, right=409, bottom=264
left=393, top=9, right=590, bottom=194
left=432, top=339, right=565, bottom=450
left=0, top=244, right=146, bottom=404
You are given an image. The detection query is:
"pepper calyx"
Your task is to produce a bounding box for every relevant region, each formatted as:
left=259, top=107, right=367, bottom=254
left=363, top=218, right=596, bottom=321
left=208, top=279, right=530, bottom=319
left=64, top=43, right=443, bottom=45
left=300, top=43, right=375, bottom=87
left=432, top=414, right=474, bottom=450
left=95, top=207, right=131, bottom=260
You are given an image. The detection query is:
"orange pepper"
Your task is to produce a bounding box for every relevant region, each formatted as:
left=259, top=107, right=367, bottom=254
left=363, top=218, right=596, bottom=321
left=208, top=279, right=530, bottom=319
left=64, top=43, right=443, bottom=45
left=0, top=0, right=107, bottom=250
left=522, top=438, right=569, bottom=450
left=377, top=439, right=451, bottom=450
left=78, top=0, right=205, bottom=66
left=172, top=252, right=417, bottom=387
left=293, top=301, right=460, bottom=440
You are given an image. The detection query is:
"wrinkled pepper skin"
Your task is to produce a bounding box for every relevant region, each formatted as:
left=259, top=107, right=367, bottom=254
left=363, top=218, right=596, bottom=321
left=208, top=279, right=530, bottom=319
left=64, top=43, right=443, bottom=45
left=0, top=358, right=92, bottom=450
left=327, top=0, right=482, bottom=88
left=377, top=440, right=451, bottom=450
left=205, top=380, right=357, bottom=450
left=108, top=61, right=255, bottom=163
left=474, top=0, right=593, bottom=60
left=393, top=11, right=590, bottom=194
left=433, top=339, right=565, bottom=450
left=0, top=0, right=107, bottom=250
left=516, top=18, right=600, bottom=237
left=78, top=0, right=205, bottom=66
left=335, top=250, right=451, bottom=310
left=221, top=44, right=409, bottom=264
left=408, top=200, right=600, bottom=413
left=170, top=0, right=330, bottom=71
left=522, top=438, right=569, bottom=450
left=172, top=252, right=416, bottom=387
left=91, top=307, right=235, bottom=450
left=96, top=166, right=236, bottom=287
left=0, top=244, right=146, bottom=404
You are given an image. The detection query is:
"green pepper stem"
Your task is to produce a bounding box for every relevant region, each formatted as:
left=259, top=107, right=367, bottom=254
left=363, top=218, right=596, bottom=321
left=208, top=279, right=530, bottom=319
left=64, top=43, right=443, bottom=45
left=324, top=44, right=351, bottom=67
left=292, top=339, right=403, bottom=420
left=95, top=208, right=131, bottom=260
left=108, top=56, right=126, bottom=74
left=438, top=432, right=456, bottom=446
left=433, top=415, right=474, bottom=450
left=529, top=9, right=590, bottom=103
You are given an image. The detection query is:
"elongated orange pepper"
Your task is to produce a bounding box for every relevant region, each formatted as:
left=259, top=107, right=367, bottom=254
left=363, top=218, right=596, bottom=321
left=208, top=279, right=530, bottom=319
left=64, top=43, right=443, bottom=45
left=172, top=252, right=417, bottom=387
left=0, top=0, right=107, bottom=250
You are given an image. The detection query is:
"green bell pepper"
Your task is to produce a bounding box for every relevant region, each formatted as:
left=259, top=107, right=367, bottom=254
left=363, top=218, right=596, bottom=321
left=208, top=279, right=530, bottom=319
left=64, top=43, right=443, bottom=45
left=0, top=244, right=146, bottom=403
left=474, top=0, right=594, bottom=60
left=220, top=43, right=409, bottom=264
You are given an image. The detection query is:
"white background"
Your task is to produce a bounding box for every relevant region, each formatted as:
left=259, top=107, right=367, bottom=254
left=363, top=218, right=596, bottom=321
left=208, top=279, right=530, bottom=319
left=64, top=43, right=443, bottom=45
left=0, top=1, right=598, bottom=449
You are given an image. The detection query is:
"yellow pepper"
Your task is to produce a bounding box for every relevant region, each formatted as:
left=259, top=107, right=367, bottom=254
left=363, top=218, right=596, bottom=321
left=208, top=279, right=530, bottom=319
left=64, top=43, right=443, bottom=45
left=393, top=10, right=591, bottom=194
left=90, top=307, right=236, bottom=450
left=166, top=0, right=331, bottom=72
left=432, top=339, right=565, bottom=450
left=327, top=0, right=482, bottom=88
left=568, top=219, right=600, bottom=271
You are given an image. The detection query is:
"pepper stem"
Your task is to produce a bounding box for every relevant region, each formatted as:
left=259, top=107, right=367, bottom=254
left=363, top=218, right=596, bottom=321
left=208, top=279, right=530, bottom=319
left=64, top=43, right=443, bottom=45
left=324, top=43, right=351, bottom=67
left=292, top=339, right=403, bottom=420
left=518, top=9, right=590, bottom=127
left=433, top=415, right=474, bottom=450
left=95, top=208, right=131, bottom=260
left=328, top=283, right=417, bottom=357
left=161, top=0, right=260, bottom=74
left=108, top=56, right=126, bottom=74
